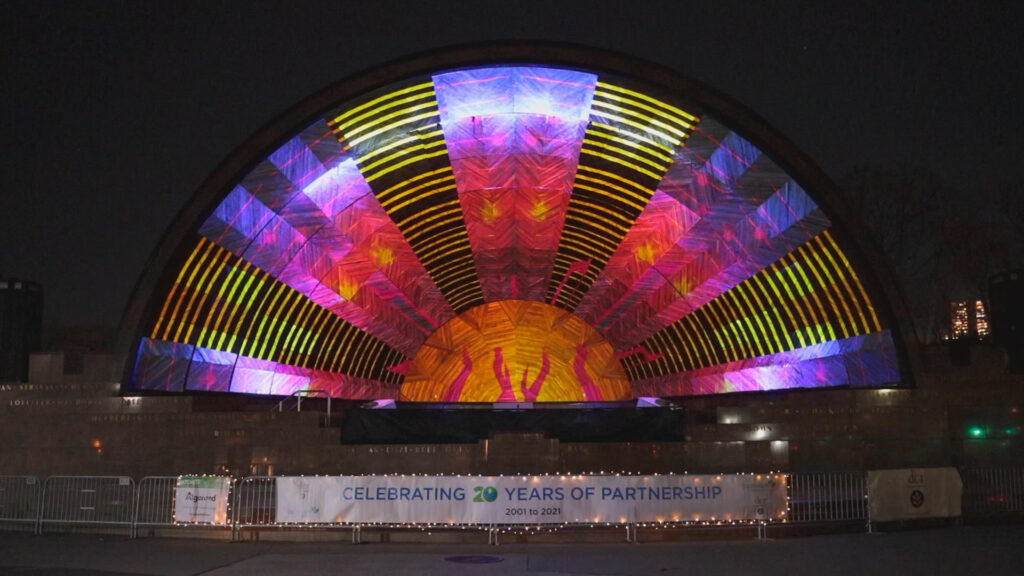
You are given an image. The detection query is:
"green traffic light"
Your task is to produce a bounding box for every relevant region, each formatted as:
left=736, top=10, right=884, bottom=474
left=969, top=427, right=985, bottom=437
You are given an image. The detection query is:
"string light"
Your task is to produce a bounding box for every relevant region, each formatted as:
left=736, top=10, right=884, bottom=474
left=219, top=470, right=789, bottom=539
left=171, top=474, right=235, bottom=528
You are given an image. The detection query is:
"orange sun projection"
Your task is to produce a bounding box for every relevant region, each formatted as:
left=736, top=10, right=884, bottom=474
left=400, top=301, right=630, bottom=402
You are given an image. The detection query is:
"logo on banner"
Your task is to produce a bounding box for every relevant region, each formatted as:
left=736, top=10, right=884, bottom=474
left=910, top=489, right=925, bottom=508
left=274, top=474, right=787, bottom=525
left=907, top=470, right=926, bottom=509
left=296, top=478, right=322, bottom=515
left=473, top=486, right=498, bottom=502
left=174, top=476, right=230, bottom=524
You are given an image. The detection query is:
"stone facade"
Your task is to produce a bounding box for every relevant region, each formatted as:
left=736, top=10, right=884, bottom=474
left=1, top=345, right=1021, bottom=479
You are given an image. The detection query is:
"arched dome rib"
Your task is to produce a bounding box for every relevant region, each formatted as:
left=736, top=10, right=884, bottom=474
left=116, top=43, right=916, bottom=401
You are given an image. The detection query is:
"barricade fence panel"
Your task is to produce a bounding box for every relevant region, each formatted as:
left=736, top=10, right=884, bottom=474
left=0, top=476, right=41, bottom=530
left=134, top=476, right=178, bottom=529
left=787, top=472, right=867, bottom=523
left=961, top=468, right=1024, bottom=516
left=134, top=476, right=234, bottom=538
left=231, top=476, right=276, bottom=528
left=39, top=476, right=135, bottom=534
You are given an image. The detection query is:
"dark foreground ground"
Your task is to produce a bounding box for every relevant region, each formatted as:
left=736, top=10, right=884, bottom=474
left=1, top=524, right=1023, bottom=576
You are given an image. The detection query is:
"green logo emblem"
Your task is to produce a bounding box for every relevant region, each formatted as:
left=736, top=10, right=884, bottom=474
left=473, top=486, right=498, bottom=502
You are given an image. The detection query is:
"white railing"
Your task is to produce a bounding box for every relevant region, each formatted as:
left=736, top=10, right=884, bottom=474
left=230, top=475, right=276, bottom=537
left=133, top=475, right=234, bottom=538
left=38, top=476, right=135, bottom=535
left=276, top=390, right=332, bottom=425
left=787, top=472, right=868, bottom=523
left=132, top=476, right=178, bottom=537
left=230, top=475, right=368, bottom=542
left=0, top=475, right=42, bottom=531
left=961, top=467, right=1024, bottom=515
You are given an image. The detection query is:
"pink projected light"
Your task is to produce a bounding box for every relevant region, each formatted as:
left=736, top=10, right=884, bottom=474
left=632, top=332, right=898, bottom=395
left=435, top=67, right=596, bottom=301
left=590, top=127, right=830, bottom=350
left=575, top=189, right=701, bottom=328
left=218, top=348, right=400, bottom=399
left=198, top=125, right=455, bottom=357
left=133, top=65, right=902, bottom=401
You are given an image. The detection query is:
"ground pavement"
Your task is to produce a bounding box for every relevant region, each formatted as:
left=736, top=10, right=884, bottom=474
left=1, top=524, right=1022, bottom=575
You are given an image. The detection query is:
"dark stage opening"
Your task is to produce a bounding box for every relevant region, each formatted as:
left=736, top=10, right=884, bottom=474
left=340, top=401, right=686, bottom=444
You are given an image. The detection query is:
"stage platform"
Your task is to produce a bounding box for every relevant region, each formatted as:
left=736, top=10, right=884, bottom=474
left=341, top=401, right=686, bottom=444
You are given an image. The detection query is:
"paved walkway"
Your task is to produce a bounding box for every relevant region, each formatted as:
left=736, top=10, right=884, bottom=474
left=1, top=525, right=1023, bottom=575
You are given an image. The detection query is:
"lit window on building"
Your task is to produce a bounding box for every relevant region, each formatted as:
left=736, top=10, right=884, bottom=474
left=975, top=300, right=989, bottom=339
left=951, top=301, right=970, bottom=339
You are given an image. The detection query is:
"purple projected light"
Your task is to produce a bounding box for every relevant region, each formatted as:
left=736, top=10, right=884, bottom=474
left=591, top=130, right=830, bottom=350
left=198, top=135, right=453, bottom=356
left=129, top=62, right=905, bottom=402
left=435, top=67, right=596, bottom=301
left=633, top=332, right=899, bottom=395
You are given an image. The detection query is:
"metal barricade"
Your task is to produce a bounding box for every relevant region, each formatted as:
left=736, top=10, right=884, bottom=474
left=8, top=468, right=1020, bottom=541
left=788, top=472, right=868, bottom=523
left=231, top=476, right=276, bottom=540
left=134, top=476, right=177, bottom=533
left=961, top=467, right=1024, bottom=517
left=0, top=475, right=42, bottom=532
left=231, top=476, right=366, bottom=542
left=134, top=476, right=235, bottom=538
left=39, top=476, right=135, bottom=535
left=133, top=476, right=176, bottom=538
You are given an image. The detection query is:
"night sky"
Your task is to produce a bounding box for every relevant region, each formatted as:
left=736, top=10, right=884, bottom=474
left=3, top=1, right=1022, bottom=330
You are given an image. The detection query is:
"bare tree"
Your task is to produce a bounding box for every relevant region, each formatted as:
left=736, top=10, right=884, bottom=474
left=838, top=168, right=948, bottom=343
left=840, top=168, right=1024, bottom=344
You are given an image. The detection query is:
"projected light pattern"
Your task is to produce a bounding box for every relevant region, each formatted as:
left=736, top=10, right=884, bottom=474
left=547, top=82, right=698, bottom=310
left=401, top=301, right=629, bottom=402
left=620, top=231, right=884, bottom=381
left=138, top=237, right=406, bottom=394
left=435, top=67, right=595, bottom=301
left=632, top=331, right=899, bottom=396
left=329, top=80, right=485, bottom=313
left=129, top=63, right=901, bottom=400
left=196, top=124, right=453, bottom=357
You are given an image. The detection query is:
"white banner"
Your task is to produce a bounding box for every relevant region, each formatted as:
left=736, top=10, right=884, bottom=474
left=276, top=474, right=786, bottom=525
left=867, top=468, right=962, bottom=522
left=174, top=476, right=231, bottom=524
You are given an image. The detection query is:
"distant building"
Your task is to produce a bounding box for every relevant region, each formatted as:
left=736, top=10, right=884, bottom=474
left=950, top=299, right=990, bottom=341
left=0, top=277, right=44, bottom=382
left=975, top=300, right=990, bottom=339
left=951, top=301, right=970, bottom=339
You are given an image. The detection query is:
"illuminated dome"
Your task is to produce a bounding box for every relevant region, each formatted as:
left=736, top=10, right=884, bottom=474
left=402, top=300, right=630, bottom=402
left=119, top=44, right=910, bottom=402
